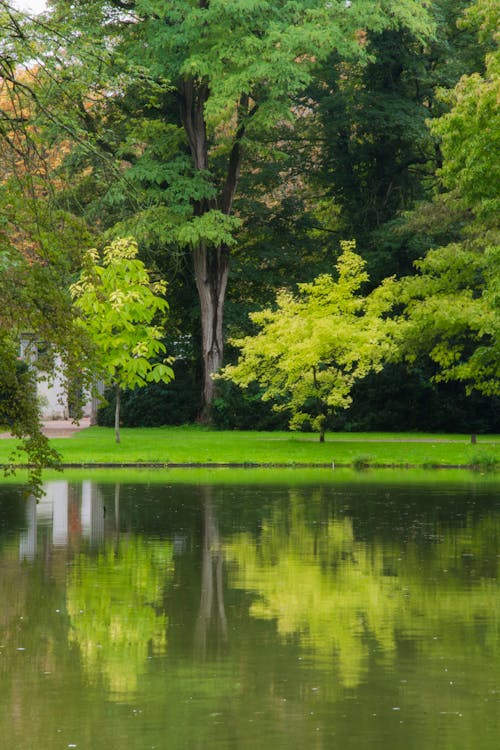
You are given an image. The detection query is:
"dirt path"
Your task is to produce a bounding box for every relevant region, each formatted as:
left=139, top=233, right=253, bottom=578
left=0, top=417, right=91, bottom=439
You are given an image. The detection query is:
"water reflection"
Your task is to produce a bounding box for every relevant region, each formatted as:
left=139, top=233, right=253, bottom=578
left=225, top=488, right=500, bottom=689
left=0, top=475, right=498, bottom=750
left=67, top=536, right=172, bottom=699
left=195, top=489, right=228, bottom=656
left=19, top=495, right=37, bottom=560
left=19, top=480, right=107, bottom=561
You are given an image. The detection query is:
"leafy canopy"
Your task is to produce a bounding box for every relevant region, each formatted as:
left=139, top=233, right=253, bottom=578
left=398, top=242, right=499, bottom=397
left=70, top=237, right=174, bottom=391
left=40, top=0, right=435, bottom=248
left=0, top=7, right=94, bottom=489
left=397, top=0, right=499, bottom=397
left=431, top=1, right=500, bottom=224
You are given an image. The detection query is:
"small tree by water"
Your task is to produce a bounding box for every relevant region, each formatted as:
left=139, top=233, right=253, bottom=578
left=71, top=237, right=174, bottom=443
left=221, top=242, right=397, bottom=441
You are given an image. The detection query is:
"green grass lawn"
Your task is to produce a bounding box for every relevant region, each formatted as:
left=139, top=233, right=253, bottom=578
left=1, top=425, right=498, bottom=469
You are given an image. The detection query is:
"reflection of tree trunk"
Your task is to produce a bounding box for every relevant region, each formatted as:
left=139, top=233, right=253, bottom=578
left=194, top=488, right=228, bottom=657
left=114, top=483, right=120, bottom=548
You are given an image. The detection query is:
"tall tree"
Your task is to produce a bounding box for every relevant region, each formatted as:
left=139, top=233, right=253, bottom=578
left=0, top=2, right=92, bottom=489
left=311, top=0, right=483, bottom=283
left=41, top=0, right=433, bottom=418
left=397, top=0, right=499, bottom=400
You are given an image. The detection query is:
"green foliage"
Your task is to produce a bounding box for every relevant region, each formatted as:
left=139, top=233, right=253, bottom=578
left=0, top=337, right=60, bottom=496
left=221, top=242, right=397, bottom=438
left=3, top=0, right=494, bottom=434
left=397, top=1, right=499, bottom=398
left=130, top=0, right=433, bottom=132
left=71, top=237, right=173, bottom=385
left=37, top=0, right=436, bottom=413
left=431, top=3, right=500, bottom=223
left=211, top=379, right=289, bottom=432
left=71, top=237, right=175, bottom=441
left=214, top=360, right=500, bottom=433
left=174, top=210, right=241, bottom=249
left=469, top=450, right=499, bottom=471
left=97, top=360, right=200, bottom=427
left=398, top=243, right=499, bottom=396
left=310, top=0, right=482, bottom=283
left=0, top=4, right=98, bottom=488
left=336, top=362, right=500, bottom=433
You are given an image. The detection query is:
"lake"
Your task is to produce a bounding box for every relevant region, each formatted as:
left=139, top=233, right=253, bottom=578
left=0, top=470, right=498, bottom=749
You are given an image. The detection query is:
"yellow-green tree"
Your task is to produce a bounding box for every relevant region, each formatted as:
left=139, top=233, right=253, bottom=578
left=221, top=243, right=397, bottom=441
left=70, top=237, right=174, bottom=442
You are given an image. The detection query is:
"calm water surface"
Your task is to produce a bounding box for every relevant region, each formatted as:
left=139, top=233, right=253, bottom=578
left=0, top=472, right=498, bottom=749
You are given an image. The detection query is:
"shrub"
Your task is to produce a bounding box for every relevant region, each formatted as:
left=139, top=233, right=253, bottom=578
left=98, top=360, right=200, bottom=426
left=211, top=379, right=289, bottom=431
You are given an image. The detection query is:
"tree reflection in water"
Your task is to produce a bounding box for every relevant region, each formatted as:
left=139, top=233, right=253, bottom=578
left=66, top=483, right=174, bottom=699
left=0, top=478, right=498, bottom=750
left=195, top=486, right=228, bottom=657
left=225, top=486, right=500, bottom=689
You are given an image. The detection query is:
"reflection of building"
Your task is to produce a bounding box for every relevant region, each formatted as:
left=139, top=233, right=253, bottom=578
left=19, top=496, right=37, bottom=561
left=19, top=481, right=106, bottom=560
left=81, top=481, right=105, bottom=544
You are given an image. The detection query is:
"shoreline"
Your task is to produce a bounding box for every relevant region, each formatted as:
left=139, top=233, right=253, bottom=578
left=1, top=461, right=496, bottom=470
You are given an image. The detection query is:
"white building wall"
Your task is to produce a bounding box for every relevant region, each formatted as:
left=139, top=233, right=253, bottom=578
left=37, top=371, right=69, bottom=419
left=20, top=334, right=93, bottom=420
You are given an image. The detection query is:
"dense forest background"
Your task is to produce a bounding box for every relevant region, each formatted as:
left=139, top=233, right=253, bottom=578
left=1, top=0, right=498, bottom=437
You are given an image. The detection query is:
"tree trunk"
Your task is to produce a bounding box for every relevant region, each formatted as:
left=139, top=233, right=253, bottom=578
left=193, top=242, right=230, bottom=421
left=179, top=77, right=248, bottom=418
left=114, top=383, right=121, bottom=444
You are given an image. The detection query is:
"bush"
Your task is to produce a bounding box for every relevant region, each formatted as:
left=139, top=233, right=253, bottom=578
left=98, top=359, right=500, bottom=433
left=97, top=360, right=200, bottom=426
left=211, top=379, right=289, bottom=431
left=335, top=364, right=500, bottom=433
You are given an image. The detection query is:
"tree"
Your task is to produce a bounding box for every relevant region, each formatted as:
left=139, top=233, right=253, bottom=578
left=397, top=0, right=499, bottom=401
left=309, top=0, right=485, bottom=284
left=41, top=0, right=434, bottom=418
left=220, top=242, right=397, bottom=441
left=0, top=6, right=94, bottom=491
left=430, top=0, right=499, bottom=228
left=398, top=243, right=499, bottom=399
left=70, top=237, right=174, bottom=443
left=0, top=338, right=60, bottom=495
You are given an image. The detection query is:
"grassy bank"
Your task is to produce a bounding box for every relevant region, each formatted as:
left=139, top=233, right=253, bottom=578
left=1, top=426, right=499, bottom=470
